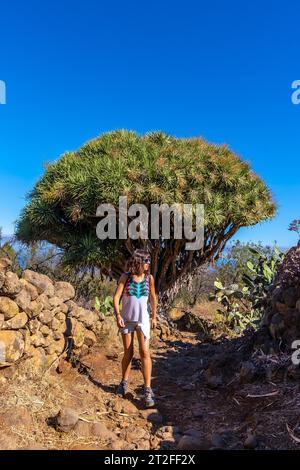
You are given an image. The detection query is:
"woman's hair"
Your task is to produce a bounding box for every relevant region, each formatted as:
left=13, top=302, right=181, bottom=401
left=126, top=249, right=151, bottom=275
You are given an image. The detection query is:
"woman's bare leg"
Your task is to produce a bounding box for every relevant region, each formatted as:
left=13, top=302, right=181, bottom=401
left=136, top=328, right=152, bottom=388
left=121, top=332, right=134, bottom=380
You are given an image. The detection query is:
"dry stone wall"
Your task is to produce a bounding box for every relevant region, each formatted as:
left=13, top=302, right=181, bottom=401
left=262, top=243, right=300, bottom=347
left=0, top=257, right=116, bottom=371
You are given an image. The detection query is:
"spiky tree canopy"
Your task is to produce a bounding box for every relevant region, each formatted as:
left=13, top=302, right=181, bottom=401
left=16, top=130, right=276, bottom=293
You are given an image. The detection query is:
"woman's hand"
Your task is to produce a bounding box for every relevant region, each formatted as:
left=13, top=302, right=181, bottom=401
left=151, top=317, right=157, bottom=329
left=116, top=314, right=125, bottom=328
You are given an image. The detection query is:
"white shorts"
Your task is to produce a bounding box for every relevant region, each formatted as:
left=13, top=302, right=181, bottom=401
left=118, top=320, right=150, bottom=340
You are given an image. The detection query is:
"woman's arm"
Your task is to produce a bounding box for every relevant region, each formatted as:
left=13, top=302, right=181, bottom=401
left=149, top=274, right=157, bottom=328
left=113, top=273, right=128, bottom=328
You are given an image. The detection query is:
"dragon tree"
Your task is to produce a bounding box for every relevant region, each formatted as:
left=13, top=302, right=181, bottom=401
left=16, top=130, right=276, bottom=305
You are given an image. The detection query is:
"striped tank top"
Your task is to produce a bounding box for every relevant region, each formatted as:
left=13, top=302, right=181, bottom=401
left=121, top=272, right=150, bottom=323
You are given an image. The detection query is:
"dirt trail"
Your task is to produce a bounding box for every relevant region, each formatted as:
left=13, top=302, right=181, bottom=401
left=1, top=327, right=300, bottom=450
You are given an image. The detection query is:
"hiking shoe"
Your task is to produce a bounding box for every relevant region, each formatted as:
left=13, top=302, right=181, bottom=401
left=144, top=387, right=155, bottom=408
left=116, top=379, right=128, bottom=397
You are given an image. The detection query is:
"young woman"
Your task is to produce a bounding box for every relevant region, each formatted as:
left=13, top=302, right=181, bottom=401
left=113, top=249, right=157, bottom=407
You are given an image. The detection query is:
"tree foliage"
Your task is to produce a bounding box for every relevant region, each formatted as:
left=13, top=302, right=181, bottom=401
left=16, top=130, right=277, bottom=293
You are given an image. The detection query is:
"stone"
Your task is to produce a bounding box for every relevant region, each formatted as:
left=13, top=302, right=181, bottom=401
left=83, top=330, right=97, bottom=347
left=26, top=300, right=43, bottom=318
left=97, top=316, right=119, bottom=343
left=52, top=303, right=69, bottom=315
left=0, top=330, right=25, bottom=364
left=37, top=293, right=51, bottom=310
left=177, top=435, right=210, bottom=450
left=53, top=331, right=64, bottom=341
left=70, top=318, right=85, bottom=348
left=91, top=422, right=116, bottom=440
left=51, top=317, right=65, bottom=333
left=0, top=257, right=12, bottom=271
left=283, top=287, right=298, bottom=308
left=39, top=309, right=55, bottom=325
left=0, top=313, right=4, bottom=328
left=3, top=312, right=28, bottom=329
left=0, top=271, right=5, bottom=290
left=30, top=332, right=46, bottom=348
left=55, top=312, right=66, bottom=322
left=120, top=401, right=139, bottom=414
left=244, top=434, right=258, bottom=449
left=139, top=409, right=163, bottom=424
left=54, top=281, right=75, bottom=302
left=46, top=337, right=65, bottom=355
left=124, top=425, right=149, bottom=443
left=0, top=297, right=19, bottom=319
left=19, top=279, right=39, bottom=300
left=77, top=308, right=98, bottom=329
left=28, top=318, right=41, bottom=334
left=40, top=324, right=51, bottom=336
left=2, top=272, right=22, bottom=296
left=55, top=407, right=79, bottom=432
left=49, top=296, right=63, bottom=308
left=14, top=289, right=31, bottom=311
left=22, top=270, right=54, bottom=296
left=74, top=420, right=91, bottom=438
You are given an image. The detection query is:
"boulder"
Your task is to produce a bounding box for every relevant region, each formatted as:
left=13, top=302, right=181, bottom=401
left=0, top=271, right=5, bottom=290
left=49, top=296, right=63, bottom=308
left=25, top=300, right=43, bottom=318
left=22, top=270, right=54, bottom=296
left=39, top=309, right=55, bottom=325
left=55, top=407, right=79, bottom=432
left=46, top=337, right=65, bottom=355
left=83, top=330, right=97, bottom=347
left=0, top=257, right=12, bottom=271
left=14, top=289, right=31, bottom=311
left=70, top=318, right=85, bottom=348
left=51, top=317, right=66, bottom=333
left=3, top=312, right=28, bottom=329
left=77, top=308, right=98, bottom=329
left=0, top=330, right=25, bottom=364
left=54, top=282, right=75, bottom=302
left=2, top=272, right=22, bottom=296
left=28, top=318, right=41, bottom=334
left=0, top=297, right=19, bottom=319
left=19, top=279, right=39, bottom=301
left=91, top=422, right=116, bottom=440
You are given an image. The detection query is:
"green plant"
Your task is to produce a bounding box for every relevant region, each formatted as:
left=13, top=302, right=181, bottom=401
left=210, top=280, right=255, bottom=334
left=210, top=245, right=285, bottom=334
left=242, top=246, right=285, bottom=311
left=94, top=295, right=114, bottom=316
left=16, top=130, right=276, bottom=298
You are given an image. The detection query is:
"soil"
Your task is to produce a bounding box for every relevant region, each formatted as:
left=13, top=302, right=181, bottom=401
left=0, top=324, right=300, bottom=450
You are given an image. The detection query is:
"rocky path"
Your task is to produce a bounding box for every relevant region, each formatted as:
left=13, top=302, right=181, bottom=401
left=1, top=327, right=300, bottom=450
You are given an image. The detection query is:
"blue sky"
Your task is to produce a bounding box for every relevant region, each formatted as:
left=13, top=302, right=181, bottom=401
left=0, top=0, right=299, bottom=248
